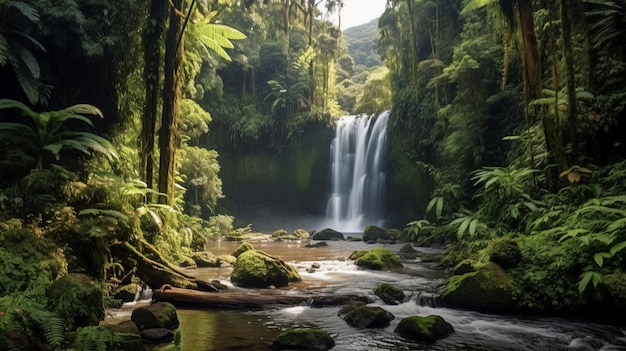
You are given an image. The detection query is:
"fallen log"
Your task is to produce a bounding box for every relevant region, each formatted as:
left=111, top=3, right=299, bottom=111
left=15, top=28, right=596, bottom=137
left=152, top=285, right=371, bottom=309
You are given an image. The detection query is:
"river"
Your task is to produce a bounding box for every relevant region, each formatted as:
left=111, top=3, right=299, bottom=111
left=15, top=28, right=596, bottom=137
left=105, top=239, right=626, bottom=350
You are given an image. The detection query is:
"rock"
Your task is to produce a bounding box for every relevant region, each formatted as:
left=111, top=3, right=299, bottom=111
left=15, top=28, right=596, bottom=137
left=306, top=241, right=328, bottom=248
left=354, top=248, right=403, bottom=270
left=398, top=243, right=420, bottom=259
left=231, top=250, right=301, bottom=288
left=271, top=328, right=335, bottom=350
left=114, top=283, right=140, bottom=303
left=107, top=320, right=140, bottom=334
left=211, top=280, right=229, bottom=290
left=218, top=254, right=237, bottom=265
left=139, top=328, right=175, bottom=344
left=487, top=239, right=522, bottom=269
left=272, top=229, right=289, bottom=238
left=232, top=242, right=255, bottom=257
left=441, top=262, right=516, bottom=313
left=394, top=315, right=455, bottom=342
left=178, top=256, right=197, bottom=268
left=453, top=259, right=477, bottom=275
left=363, top=225, right=402, bottom=242
left=47, top=273, right=104, bottom=329
left=348, top=250, right=369, bottom=260
left=131, top=301, right=179, bottom=331
left=373, top=283, right=406, bottom=305
left=192, top=251, right=221, bottom=267
left=341, top=305, right=395, bottom=328
left=312, top=228, right=345, bottom=241
left=293, top=229, right=310, bottom=239
left=337, top=301, right=367, bottom=318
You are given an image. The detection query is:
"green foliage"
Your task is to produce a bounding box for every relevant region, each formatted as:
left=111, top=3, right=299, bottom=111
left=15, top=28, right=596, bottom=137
left=179, top=146, right=223, bottom=216
left=0, top=295, right=64, bottom=349
left=0, top=99, right=118, bottom=170
left=72, top=326, right=122, bottom=351
left=188, top=11, right=247, bottom=62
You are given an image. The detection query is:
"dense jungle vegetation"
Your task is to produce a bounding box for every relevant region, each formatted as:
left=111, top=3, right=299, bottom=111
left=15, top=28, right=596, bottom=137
left=0, top=0, right=625, bottom=349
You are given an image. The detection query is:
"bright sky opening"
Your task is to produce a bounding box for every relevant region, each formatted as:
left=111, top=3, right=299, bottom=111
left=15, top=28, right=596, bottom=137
left=319, top=0, right=387, bottom=30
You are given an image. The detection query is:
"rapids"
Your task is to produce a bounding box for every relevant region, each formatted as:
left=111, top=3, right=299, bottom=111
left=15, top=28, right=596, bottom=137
left=105, top=239, right=626, bottom=350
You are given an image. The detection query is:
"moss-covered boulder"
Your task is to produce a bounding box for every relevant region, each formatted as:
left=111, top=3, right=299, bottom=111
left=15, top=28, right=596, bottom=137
left=398, top=243, right=420, bottom=259
left=293, top=228, right=310, bottom=239
left=131, top=301, right=179, bottom=331
left=271, top=328, right=335, bottom=350
left=348, top=250, right=369, bottom=260
left=113, top=283, right=140, bottom=303
left=337, top=301, right=367, bottom=318
left=232, top=242, right=255, bottom=258
left=441, top=262, right=516, bottom=313
left=104, top=321, right=144, bottom=351
left=231, top=250, right=301, bottom=288
left=354, top=248, right=403, bottom=270
left=272, top=229, right=289, bottom=238
left=191, top=251, right=221, bottom=267
left=487, top=239, right=522, bottom=269
left=312, top=228, right=345, bottom=241
left=394, top=315, right=455, bottom=342
left=373, top=283, right=406, bottom=305
left=47, top=273, right=104, bottom=329
left=217, top=254, right=237, bottom=265
left=362, top=225, right=403, bottom=242
left=341, top=305, right=395, bottom=328
left=453, top=259, right=477, bottom=276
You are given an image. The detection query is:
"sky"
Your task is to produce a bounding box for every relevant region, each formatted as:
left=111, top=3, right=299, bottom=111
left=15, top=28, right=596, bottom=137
left=319, top=0, right=388, bottom=30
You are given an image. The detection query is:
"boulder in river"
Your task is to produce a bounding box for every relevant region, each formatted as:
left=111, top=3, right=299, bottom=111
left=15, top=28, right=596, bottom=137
left=373, top=283, right=406, bottom=305
left=394, top=315, right=455, bottom=342
left=131, top=301, right=179, bottom=331
left=341, top=305, right=395, bottom=328
left=353, top=247, right=403, bottom=270
left=363, top=225, right=402, bottom=243
left=231, top=249, right=301, bottom=288
left=312, top=228, right=345, bottom=241
left=271, top=327, right=335, bottom=350
left=440, top=262, right=516, bottom=313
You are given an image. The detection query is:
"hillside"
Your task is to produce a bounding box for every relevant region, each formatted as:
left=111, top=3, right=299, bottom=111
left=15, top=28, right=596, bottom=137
left=343, top=19, right=382, bottom=67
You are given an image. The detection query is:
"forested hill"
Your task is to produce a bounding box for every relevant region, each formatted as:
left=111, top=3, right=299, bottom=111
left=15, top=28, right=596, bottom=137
left=343, top=19, right=382, bottom=67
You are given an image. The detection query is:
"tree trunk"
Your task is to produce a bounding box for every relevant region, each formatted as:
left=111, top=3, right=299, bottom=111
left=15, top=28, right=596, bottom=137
left=111, top=241, right=199, bottom=290
left=159, top=0, right=185, bottom=204
left=560, top=0, right=578, bottom=164
left=140, top=0, right=166, bottom=191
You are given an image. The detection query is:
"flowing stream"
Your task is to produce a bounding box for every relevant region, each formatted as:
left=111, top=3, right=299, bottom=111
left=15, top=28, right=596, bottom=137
left=106, top=240, right=626, bottom=350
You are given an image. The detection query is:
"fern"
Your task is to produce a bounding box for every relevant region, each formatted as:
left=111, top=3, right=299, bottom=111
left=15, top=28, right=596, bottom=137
left=24, top=308, right=64, bottom=347
left=73, top=326, right=120, bottom=351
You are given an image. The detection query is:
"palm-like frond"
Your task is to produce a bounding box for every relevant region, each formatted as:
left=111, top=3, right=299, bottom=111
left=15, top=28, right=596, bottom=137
left=188, top=12, right=246, bottom=62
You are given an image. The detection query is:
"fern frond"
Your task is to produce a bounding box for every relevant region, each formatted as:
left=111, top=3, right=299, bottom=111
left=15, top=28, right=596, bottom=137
left=24, top=308, right=64, bottom=347
left=8, top=1, right=40, bottom=23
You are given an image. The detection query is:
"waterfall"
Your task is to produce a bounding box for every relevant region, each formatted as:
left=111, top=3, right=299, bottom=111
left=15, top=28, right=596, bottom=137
left=325, top=111, right=389, bottom=232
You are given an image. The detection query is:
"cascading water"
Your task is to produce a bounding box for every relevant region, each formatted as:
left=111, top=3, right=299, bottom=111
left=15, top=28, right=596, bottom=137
left=325, top=111, right=389, bottom=232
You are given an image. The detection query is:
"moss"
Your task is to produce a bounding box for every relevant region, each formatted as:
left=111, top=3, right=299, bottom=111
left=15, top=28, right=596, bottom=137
left=487, top=238, right=522, bottom=269
left=272, top=229, right=289, bottom=238
left=47, top=273, right=104, bottom=329
left=272, top=328, right=334, bottom=350
left=232, top=242, right=254, bottom=258
left=394, top=315, right=454, bottom=342
left=354, top=247, right=403, bottom=270
left=363, top=225, right=402, bottom=242
left=373, top=283, right=406, bottom=305
left=231, top=250, right=301, bottom=288
left=342, top=306, right=395, bottom=328
left=348, top=250, right=369, bottom=260
left=441, top=262, right=516, bottom=313
left=130, top=302, right=179, bottom=331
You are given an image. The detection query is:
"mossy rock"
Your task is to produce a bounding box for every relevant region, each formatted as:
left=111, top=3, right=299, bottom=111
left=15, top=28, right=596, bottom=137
left=191, top=251, right=221, bottom=267
left=398, top=243, right=419, bottom=259
left=487, top=239, right=522, bottom=269
left=362, top=225, right=402, bottom=242
left=232, top=242, right=255, bottom=258
left=113, top=283, right=140, bottom=303
left=47, top=273, right=104, bottom=329
left=348, top=250, right=369, bottom=260
left=342, top=305, right=395, bottom=328
left=394, top=315, right=455, bottom=342
left=231, top=250, right=301, bottom=288
left=293, top=229, right=310, bottom=239
left=312, top=228, right=345, bottom=241
left=354, top=248, right=403, bottom=270
left=441, top=262, right=516, bottom=313
left=453, top=259, right=477, bottom=275
left=337, top=301, right=367, bottom=318
left=217, top=254, right=237, bottom=265
left=373, top=283, right=406, bottom=305
left=272, top=229, right=289, bottom=238
left=131, top=301, right=179, bottom=331
left=178, top=256, right=197, bottom=268
left=271, top=328, right=335, bottom=350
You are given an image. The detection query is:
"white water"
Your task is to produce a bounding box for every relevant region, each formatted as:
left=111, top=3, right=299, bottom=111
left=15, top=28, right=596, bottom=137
left=325, top=112, right=389, bottom=232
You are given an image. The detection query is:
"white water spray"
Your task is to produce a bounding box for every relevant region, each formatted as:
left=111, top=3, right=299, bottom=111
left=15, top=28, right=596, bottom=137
left=325, top=112, right=389, bottom=232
